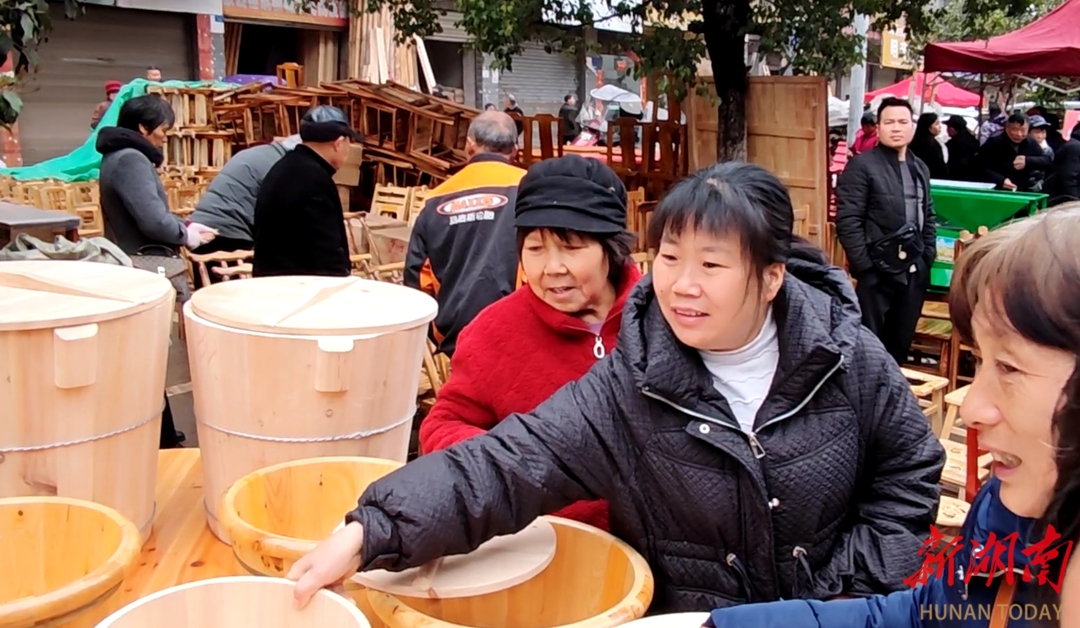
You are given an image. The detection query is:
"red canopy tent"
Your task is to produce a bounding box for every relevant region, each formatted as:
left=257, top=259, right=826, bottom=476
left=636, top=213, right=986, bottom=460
left=924, top=0, right=1080, bottom=76
left=864, top=72, right=981, bottom=107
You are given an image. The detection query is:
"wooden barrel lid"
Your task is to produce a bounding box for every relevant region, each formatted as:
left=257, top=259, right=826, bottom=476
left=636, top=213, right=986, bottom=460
left=189, top=276, right=438, bottom=336
left=0, top=260, right=174, bottom=332
left=349, top=518, right=557, bottom=599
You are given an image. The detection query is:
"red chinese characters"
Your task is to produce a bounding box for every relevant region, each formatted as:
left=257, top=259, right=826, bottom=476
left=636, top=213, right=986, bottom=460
left=904, top=524, right=1073, bottom=591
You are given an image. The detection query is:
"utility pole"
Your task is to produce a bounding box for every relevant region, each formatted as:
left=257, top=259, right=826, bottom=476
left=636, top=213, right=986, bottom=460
left=846, top=13, right=870, bottom=147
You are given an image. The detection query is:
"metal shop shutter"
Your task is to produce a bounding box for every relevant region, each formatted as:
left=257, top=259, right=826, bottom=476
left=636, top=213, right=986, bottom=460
left=496, top=43, right=578, bottom=116
left=430, top=12, right=471, bottom=43
left=19, top=4, right=194, bottom=165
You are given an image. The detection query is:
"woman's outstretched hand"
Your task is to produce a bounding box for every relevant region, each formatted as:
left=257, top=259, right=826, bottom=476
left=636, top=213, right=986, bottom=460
left=287, top=520, right=365, bottom=608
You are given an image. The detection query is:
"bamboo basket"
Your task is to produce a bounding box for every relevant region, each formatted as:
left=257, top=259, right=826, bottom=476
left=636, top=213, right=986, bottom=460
left=0, top=496, right=141, bottom=628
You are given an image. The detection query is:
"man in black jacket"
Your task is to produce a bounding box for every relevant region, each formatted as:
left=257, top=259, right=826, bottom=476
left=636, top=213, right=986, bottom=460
left=836, top=97, right=936, bottom=365
left=558, top=93, right=580, bottom=144
left=252, top=106, right=360, bottom=278
left=975, top=113, right=1052, bottom=192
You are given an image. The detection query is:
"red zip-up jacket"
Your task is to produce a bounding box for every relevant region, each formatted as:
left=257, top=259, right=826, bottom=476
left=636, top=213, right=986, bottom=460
left=418, top=263, right=643, bottom=531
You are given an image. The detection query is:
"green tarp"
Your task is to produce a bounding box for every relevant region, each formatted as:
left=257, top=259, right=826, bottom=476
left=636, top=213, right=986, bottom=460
left=0, top=79, right=236, bottom=183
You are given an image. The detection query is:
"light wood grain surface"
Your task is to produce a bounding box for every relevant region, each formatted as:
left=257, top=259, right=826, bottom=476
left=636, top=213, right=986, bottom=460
left=117, top=449, right=244, bottom=606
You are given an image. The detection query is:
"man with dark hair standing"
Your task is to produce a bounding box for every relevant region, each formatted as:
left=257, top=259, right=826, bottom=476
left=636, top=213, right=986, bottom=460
left=146, top=66, right=162, bottom=82
left=559, top=93, right=580, bottom=144
left=252, top=106, right=362, bottom=278
left=975, top=112, right=1052, bottom=192
left=405, top=110, right=525, bottom=357
left=836, top=97, right=936, bottom=364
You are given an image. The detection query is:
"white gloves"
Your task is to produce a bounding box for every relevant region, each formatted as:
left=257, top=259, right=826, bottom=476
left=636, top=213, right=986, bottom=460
left=185, top=223, right=218, bottom=250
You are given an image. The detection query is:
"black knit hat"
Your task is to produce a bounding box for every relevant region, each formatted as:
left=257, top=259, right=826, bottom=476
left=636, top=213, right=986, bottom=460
left=514, top=154, right=628, bottom=235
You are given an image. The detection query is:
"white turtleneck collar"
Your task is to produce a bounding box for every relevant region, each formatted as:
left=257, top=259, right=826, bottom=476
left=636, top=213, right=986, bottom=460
left=698, top=308, right=780, bottom=434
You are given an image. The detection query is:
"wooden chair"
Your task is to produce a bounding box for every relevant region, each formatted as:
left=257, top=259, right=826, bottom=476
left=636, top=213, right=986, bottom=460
left=910, top=302, right=951, bottom=378
left=36, top=185, right=74, bottom=211
left=276, top=62, right=304, bottom=88
left=946, top=228, right=988, bottom=389
left=372, top=184, right=410, bottom=222
left=407, top=186, right=431, bottom=227
left=626, top=187, right=645, bottom=246
left=72, top=205, right=104, bottom=239
left=521, top=114, right=564, bottom=167
left=631, top=251, right=654, bottom=275
left=187, top=250, right=254, bottom=287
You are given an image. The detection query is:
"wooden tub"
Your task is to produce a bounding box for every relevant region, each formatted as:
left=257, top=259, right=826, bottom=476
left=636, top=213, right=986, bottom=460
left=0, top=261, right=173, bottom=543
left=0, top=496, right=141, bottom=628
left=367, top=517, right=654, bottom=628
left=184, top=276, right=436, bottom=542
left=220, top=456, right=403, bottom=577
left=96, top=577, right=370, bottom=627
left=220, top=456, right=403, bottom=628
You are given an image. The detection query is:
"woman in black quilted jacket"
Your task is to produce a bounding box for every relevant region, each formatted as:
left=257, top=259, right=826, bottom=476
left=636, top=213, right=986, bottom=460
left=288, top=162, right=946, bottom=614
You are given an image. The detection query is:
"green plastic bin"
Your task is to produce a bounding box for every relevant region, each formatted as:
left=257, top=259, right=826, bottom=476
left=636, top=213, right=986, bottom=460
left=927, top=185, right=1048, bottom=292
left=931, top=185, right=1047, bottom=233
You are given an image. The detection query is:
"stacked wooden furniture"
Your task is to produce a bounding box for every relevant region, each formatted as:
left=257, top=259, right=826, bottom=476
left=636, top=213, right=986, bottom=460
left=148, top=85, right=234, bottom=176
left=213, top=80, right=476, bottom=187
left=0, top=170, right=211, bottom=237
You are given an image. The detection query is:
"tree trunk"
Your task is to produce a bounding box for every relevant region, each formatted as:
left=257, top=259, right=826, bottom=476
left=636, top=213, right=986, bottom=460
left=702, top=0, right=751, bottom=162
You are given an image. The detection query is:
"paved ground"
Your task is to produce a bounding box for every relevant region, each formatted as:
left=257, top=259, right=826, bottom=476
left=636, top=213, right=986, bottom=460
left=165, top=324, right=198, bottom=446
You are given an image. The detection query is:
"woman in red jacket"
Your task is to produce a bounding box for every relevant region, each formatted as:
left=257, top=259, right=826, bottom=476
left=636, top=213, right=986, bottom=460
left=418, top=154, right=641, bottom=531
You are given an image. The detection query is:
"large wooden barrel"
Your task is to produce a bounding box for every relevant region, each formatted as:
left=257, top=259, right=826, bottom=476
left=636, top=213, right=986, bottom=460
left=184, top=276, right=437, bottom=542
left=96, top=577, right=370, bottom=628
left=0, top=496, right=141, bottom=628
left=0, top=261, right=173, bottom=543
left=367, top=517, right=654, bottom=628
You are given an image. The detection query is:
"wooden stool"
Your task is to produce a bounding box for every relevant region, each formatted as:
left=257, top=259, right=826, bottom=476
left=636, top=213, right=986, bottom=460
left=902, top=367, right=949, bottom=434
left=936, top=495, right=970, bottom=538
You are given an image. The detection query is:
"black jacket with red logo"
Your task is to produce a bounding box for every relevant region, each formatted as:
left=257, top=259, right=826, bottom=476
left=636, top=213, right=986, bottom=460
left=404, top=153, right=526, bottom=357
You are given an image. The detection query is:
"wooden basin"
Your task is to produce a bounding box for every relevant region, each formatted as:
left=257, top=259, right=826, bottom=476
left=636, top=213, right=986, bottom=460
left=96, top=577, right=370, bottom=627
left=220, top=456, right=403, bottom=627
left=367, top=516, right=654, bottom=628
left=220, top=456, right=403, bottom=577
left=0, top=497, right=141, bottom=628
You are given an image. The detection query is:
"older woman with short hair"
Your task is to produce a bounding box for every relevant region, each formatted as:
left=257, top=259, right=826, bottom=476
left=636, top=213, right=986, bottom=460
left=419, top=154, right=640, bottom=530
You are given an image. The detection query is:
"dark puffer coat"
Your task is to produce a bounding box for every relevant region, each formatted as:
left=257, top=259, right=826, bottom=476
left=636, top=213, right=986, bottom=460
left=348, top=248, right=945, bottom=613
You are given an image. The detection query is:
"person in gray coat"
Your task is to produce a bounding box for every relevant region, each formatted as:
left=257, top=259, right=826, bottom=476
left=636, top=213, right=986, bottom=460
left=96, top=95, right=217, bottom=255
left=95, top=94, right=217, bottom=450
left=189, top=134, right=301, bottom=254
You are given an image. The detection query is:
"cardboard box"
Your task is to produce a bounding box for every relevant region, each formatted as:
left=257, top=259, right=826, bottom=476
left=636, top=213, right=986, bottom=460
left=332, top=143, right=364, bottom=186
